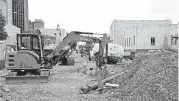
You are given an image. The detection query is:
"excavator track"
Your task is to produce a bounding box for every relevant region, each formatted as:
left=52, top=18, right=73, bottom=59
left=5, top=70, right=50, bottom=84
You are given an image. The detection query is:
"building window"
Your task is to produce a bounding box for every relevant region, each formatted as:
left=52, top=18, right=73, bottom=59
left=134, top=36, right=135, bottom=46
left=131, top=37, right=132, bottom=47
left=125, top=39, right=126, bottom=46
left=171, top=35, right=178, bottom=45
left=127, top=38, right=128, bottom=46
left=151, top=37, right=155, bottom=45
left=129, top=37, right=130, bottom=46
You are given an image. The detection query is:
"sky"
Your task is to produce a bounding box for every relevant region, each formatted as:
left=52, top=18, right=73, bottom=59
left=29, top=0, right=178, bottom=34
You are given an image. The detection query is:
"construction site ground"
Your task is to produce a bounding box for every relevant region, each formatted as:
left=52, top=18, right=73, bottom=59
left=0, top=50, right=178, bottom=101
left=0, top=54, right=130, bottom=101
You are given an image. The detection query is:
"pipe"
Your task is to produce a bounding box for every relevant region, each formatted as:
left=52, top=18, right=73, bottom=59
left=80, top=66, right=141, bottom=94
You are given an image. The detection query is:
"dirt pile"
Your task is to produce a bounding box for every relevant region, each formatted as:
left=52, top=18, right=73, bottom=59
left=107, top=50, right=178, bottom=101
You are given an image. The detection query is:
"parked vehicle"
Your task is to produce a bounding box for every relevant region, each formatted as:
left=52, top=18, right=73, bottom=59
left=91, top=42, right=124, bottom=64
left=123, top=51, right=135, bottom=60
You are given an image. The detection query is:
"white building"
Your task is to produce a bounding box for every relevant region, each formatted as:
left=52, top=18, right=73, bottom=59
left=0, top=0, right=13, bottom=24
left=0, top=0, right=7, bottom=20
left=39, top=28, right=67, bottom=44
left=166, top=24, right=178, bottom=50
left=0, top=0, right=20, bottom=58
left=110, top=20, right=178, bottom=52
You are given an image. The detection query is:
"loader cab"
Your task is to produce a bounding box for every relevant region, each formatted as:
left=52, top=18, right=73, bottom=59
left=16, top=34, right=44, bottom=63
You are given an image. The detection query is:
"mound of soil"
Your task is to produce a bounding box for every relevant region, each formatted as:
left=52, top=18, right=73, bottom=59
left=107, top=50, right=178, bottom=101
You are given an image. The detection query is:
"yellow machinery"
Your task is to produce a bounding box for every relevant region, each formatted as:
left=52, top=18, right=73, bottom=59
left=5, top=30, right=108, bottom=84
left=5, top=33, right=50, bottom=83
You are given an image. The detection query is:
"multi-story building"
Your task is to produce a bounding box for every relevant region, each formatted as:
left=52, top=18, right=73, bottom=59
left=110, top=20, right=178, bottom=52
left=0, top=0, right=13, bottom=24
left=12, top=0, right=29, bottom=32
left=0, top=0, right=21, bottom=37
left=0, top=0, right=20, bottom=58
left=0, top=0, right=7, bottom=21
left=28, top=20, right=35, bottom=32
left=28, top=19, right=45, bottom=32
left=34, top=19, right=45, bottom=29
left=39, top=25, right=67, bottom=44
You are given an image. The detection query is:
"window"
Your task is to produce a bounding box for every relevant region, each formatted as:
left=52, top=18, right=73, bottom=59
left=131, top=37, right=132, bottom=47
left=33, top=37, right=39, bottom=49
left=171, top=36, right=178, bottom=45
left=127, top=38, right=128, bottom=46
left=134, top=36, right=135, bottom=45
left=21, top=36, right=31, bottom=49
left=151, top=37, right=155, bottom=45
left=129, top=37, right=130, bottom=46
left=125, top=39, right=126, bottom=46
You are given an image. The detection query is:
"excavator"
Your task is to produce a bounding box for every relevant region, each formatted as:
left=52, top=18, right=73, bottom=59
left=5, top=30, right=108, bottom=84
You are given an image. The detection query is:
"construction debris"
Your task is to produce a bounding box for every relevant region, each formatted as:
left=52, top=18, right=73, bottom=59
left=106, top=50, right=178, bottom=101
left=105, top=83, right=119, bottom=88
left=80, top=64, right=140, bottom=94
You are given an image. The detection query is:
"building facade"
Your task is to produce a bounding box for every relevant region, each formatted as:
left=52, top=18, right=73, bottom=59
left=28, top=20, right=34, bottom=32
left=110, top=20, right=178, bottom=52
left=6, top=0, right=13, bottom=24
left=39, top=28, right=67, bottom=44
left=166, top=24, right=178, bottom=50
left=0, top=0, right=7, bottom=21
left=34, top=19, right=45, bottom=29
left=28, top=19, right=45, bottom=31
left=0, top=0, right=21, bottom=58
left=12, top=0, right=29, bottom=32
left=0, top=0, right=13, bottom=24
left=0, top=0, right=21, bottom=36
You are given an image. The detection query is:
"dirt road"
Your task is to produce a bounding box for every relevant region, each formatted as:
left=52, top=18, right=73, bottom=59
left=0, top=61, right=121, bottom=101
left=0, top=53, right=129, bottom=101
left=0, top=63, right=86, bottom=101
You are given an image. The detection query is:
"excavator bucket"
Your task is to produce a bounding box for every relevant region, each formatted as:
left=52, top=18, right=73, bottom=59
left=5, top=70, right=50, bottom=84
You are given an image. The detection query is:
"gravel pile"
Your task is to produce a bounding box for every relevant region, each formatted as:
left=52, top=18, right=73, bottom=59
left=106, top=50, right=178, bottom=101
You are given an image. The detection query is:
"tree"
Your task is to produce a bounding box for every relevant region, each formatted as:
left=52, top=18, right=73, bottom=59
left=0, top=10, right=8, bottom=41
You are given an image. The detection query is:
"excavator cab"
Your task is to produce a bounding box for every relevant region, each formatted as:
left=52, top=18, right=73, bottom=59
left=5, top=33, right=50, bottom=84
left=16, top=34, right=43, bottom=63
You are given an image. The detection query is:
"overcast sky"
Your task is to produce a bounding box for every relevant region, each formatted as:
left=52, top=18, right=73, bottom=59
left=29, top=0, right=178, bottom=33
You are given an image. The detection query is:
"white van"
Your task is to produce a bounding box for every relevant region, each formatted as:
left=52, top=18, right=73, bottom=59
left=90, top=42, right=124, bottom=64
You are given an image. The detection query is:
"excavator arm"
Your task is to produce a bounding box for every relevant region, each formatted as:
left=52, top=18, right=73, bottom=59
left=45, top=31, right=105, bottom=67
left=4, top=30, right=108, bottom=84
